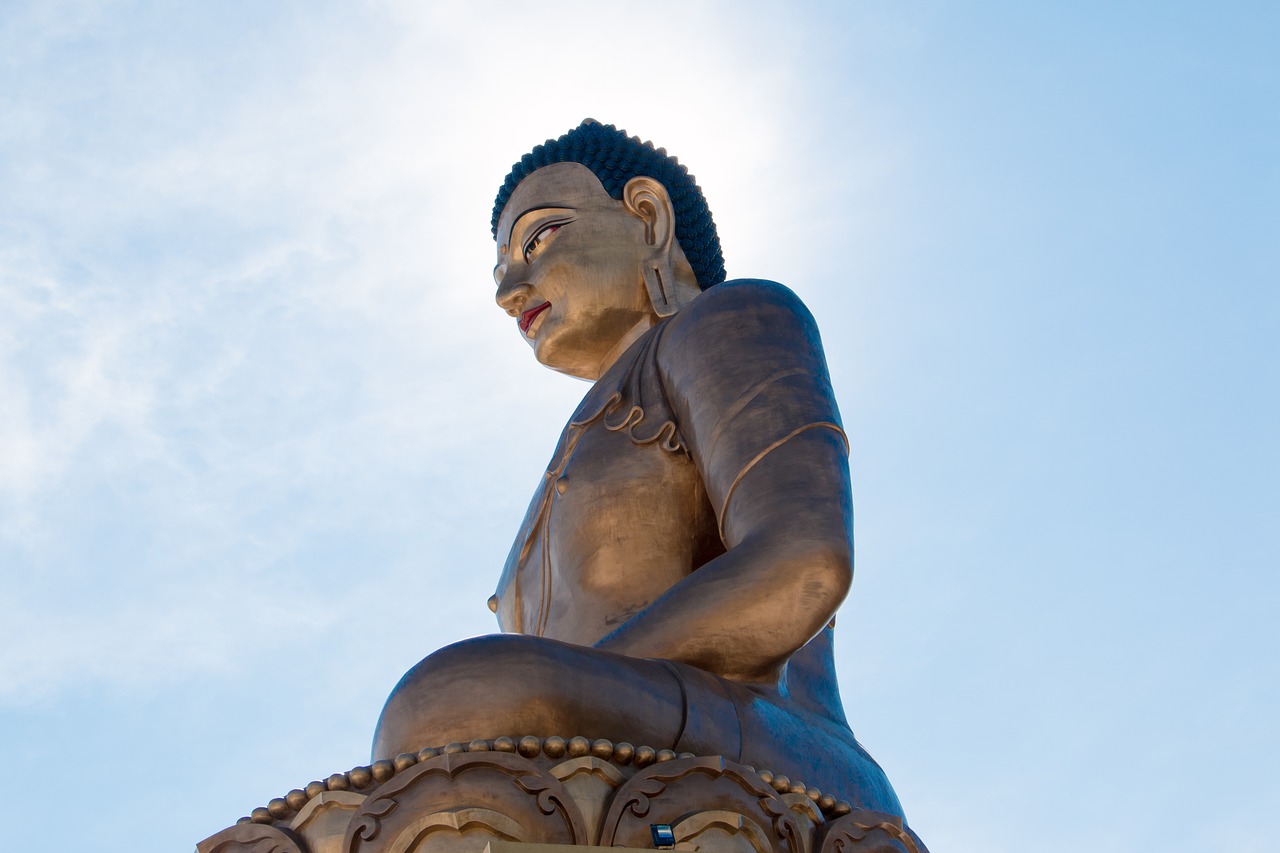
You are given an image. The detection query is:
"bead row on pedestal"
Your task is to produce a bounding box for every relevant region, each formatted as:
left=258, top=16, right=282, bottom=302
left=239, top=734, right=853, bottom=827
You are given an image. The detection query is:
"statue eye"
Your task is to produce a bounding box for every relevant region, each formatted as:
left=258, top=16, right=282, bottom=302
left=523, top=223, right=562, bottom=263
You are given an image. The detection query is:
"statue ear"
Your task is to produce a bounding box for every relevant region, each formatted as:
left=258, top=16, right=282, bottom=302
left=623, top=177, right=680, bottom=317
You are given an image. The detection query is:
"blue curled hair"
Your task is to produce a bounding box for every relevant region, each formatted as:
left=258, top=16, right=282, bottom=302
left=491, top=119, right=726, bottom=290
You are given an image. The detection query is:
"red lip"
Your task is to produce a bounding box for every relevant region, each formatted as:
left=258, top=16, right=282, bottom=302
left=519, top=302, right=551, bottom=333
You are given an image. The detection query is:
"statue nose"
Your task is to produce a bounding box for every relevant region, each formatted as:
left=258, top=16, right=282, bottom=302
left=495, top=277, right=531, bottom=317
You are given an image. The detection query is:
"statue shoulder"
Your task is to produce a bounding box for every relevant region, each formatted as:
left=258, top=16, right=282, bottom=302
left=660, top=279, right=825, bottom=367
left=671, top=278, right=816, bottom=328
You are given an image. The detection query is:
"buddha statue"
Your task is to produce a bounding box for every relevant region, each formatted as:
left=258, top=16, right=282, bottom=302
left=373, top=120, right=905, bottom=817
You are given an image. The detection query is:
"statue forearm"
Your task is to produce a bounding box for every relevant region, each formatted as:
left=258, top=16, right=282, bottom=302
left=594, top=428, right=854, bottom=682
left=593, top=538, right=849, bottom=682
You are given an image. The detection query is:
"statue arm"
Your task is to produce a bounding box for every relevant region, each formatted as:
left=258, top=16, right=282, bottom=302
left=593, top=280, right=853, bottom=683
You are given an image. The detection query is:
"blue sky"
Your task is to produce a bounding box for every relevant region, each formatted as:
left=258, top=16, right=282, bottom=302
left=1, top=2, right=1276, bottom=850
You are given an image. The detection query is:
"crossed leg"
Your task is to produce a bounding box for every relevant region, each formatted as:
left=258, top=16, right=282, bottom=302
left=373, top=634, right=693, bottom=760
left=372, top=633, right=901, bottom=817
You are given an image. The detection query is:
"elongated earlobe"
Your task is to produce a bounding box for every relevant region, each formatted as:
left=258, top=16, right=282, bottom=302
left=643, top=261, right=679, bottom=317
left=624, top=177, right=679, bottom=316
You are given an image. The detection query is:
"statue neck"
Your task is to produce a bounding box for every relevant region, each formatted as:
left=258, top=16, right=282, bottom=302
left=595, top=316, right=658, bottom=379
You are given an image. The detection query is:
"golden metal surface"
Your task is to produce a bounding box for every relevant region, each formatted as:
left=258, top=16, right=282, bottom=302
left=200, top=742, right=928, bottom=853
left=374, top=153, right=902, bottom=814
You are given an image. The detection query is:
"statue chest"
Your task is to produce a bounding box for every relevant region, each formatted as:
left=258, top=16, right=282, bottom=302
left=492, top=410, right=720, bottom=645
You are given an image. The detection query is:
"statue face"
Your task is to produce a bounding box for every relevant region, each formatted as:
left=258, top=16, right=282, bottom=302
left=494, top=162, right=658, bottom=381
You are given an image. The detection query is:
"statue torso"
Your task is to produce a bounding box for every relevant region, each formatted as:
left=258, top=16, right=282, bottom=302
left=492, top=320, right=723, bottom=644
left=490, top=280, right=853, bottom=724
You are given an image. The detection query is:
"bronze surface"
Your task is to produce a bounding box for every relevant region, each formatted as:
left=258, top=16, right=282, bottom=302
left=198, top=741, right=927, bottom=853
left=373, top=149, right=904, bottom=815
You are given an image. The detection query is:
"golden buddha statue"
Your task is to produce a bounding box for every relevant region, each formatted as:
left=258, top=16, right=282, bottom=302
left=373, top=120, right=905, bottom=818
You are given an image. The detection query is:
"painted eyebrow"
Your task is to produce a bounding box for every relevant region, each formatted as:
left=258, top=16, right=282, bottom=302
left=504, top=204, right=571, bottom=249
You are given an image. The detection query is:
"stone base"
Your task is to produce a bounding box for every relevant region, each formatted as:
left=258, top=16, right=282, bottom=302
left=196, top=735, right=927, bottom=853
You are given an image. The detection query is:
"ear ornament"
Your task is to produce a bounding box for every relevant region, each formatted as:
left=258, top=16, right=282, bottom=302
left=644, top=260, right=679, bottom=318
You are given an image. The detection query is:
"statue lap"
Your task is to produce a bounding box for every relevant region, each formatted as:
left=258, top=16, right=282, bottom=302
left=374, top=633, right=903, bottom=816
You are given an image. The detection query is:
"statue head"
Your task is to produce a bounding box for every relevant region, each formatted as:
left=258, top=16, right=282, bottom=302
left=492, top=120, right=726, bottom=290
left=492, top=121, right=726, bottom=381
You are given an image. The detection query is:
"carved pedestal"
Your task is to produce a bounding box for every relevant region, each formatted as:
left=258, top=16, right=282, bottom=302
left=196, top=736, right=927, bottom=853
